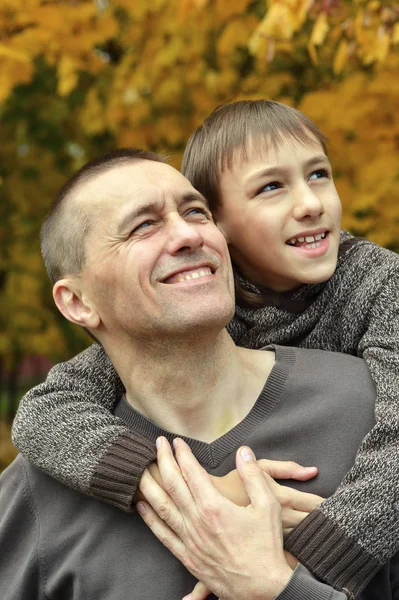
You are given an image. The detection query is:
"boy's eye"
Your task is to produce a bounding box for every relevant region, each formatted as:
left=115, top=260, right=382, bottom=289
left=309, top=168, right=329, bottom=180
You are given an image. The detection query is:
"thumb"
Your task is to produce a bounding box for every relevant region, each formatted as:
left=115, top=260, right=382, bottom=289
left=236, top=447, right=278, bottom=511
left=184, top=581, right=212, bottom=600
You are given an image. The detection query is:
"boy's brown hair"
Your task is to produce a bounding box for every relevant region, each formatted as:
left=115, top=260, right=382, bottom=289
left=181, top=99, right=328, bottom=213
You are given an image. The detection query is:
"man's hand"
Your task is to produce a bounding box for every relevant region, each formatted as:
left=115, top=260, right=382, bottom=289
left=137, top=437, right=293, bottom=600
left=213, top=460, right=323, bottom=535
left=137, top=459, right=323, bottom=536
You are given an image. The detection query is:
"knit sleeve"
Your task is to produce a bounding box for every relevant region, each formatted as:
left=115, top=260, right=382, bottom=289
left=12, top=343, right=157, bottom=511
left=285, top=263, right=399, bottom=597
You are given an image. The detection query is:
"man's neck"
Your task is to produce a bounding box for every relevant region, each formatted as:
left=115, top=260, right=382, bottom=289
left=106, top=330, right=275, bottom=442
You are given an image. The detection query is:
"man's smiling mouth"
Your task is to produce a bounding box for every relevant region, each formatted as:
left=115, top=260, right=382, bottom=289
left=163, top=266, right=214, bottom=284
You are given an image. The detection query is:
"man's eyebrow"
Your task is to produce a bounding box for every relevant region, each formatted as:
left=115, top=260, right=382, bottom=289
left=247, top=155, right=330, bottom=183
left=116, top=192, right=209, bottom=234
left=116, top=201, right=162, bottom=234
left=179, top=191, right=209, bottom=207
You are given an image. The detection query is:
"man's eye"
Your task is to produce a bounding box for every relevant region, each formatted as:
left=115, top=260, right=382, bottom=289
left=186, top=207, right=210, bottom=218
left=259, top=181, right=281, bottom=193
left=309, top=168, right=329, bottom=180
left=132, top=220, right=154, bottom=234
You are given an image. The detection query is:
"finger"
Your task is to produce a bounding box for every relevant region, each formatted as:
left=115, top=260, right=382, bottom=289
left=281, top=508, right=313, bottom=530
left=258, top=459, right=318, bottom=481
left=188, top=580, right=212, bottom=600
left=173, top=438, right=225, bottom=507
left=156, top=437, right=196, bottom=510
left=139, top=468, right=186, bottom=536
left=137, top=500, right=186, bottom=559
left=271, top=481, right=324, bottom=512
left=236, top=447, right=280, bottom=512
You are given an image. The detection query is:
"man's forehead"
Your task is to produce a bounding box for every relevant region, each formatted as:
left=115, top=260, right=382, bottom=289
left=73, top=160, right=199, bottom=208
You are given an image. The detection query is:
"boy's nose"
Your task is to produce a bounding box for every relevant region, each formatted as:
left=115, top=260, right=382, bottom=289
left=292, top=186, right=324, bottom=221
left=166, top=216, right=204, bottom=255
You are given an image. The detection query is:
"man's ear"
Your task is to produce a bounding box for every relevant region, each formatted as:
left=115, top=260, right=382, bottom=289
left=53, top=279, right=100, bottom=330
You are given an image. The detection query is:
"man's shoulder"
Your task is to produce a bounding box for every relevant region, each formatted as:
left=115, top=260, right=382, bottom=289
left=1, top=454, right=30, bottom=487
left=1, top=454, right=57, bottom=497
left=270, top=344, right=368, bottom=367
left=1, top=454, right=90, bottom=513
left=273, top=345, right=373, bottom=387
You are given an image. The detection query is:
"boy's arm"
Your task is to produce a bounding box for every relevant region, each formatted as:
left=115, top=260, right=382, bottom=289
left=285, top=267, right=399, bottom=596
left=12, top=343, right=157, bottom=511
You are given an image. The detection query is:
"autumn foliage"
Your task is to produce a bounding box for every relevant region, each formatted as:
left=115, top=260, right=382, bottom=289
left=0, top=0, right=398, bottom=371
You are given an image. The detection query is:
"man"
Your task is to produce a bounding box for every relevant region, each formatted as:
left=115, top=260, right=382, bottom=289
left=0, top=149, right=389, bottom=599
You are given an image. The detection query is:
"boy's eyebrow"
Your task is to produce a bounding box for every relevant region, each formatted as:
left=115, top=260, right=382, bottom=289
left=247, top=155, right=330, bottom=182
left=116, top=191, right=208, bottom=234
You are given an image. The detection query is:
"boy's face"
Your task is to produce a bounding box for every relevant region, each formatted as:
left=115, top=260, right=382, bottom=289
left=215, top=135, right=342, bottom=292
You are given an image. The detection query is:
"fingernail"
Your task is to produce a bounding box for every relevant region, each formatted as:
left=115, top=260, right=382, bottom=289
left=136, top=502, right=147, bottom=515
left=304, top=466, right=317, bottom=472
left=182, top=595, right=192, bottom=600
left=241, top=447, right=254, bottom=462
left=156, top=437, right=162, bottom=450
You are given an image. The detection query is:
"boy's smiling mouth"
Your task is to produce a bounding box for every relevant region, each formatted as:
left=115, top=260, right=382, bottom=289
left=286, top=231, right=328, bottom=249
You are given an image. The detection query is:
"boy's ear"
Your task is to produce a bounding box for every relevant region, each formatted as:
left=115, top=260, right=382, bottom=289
left=53, top=279, right=100, bottom=330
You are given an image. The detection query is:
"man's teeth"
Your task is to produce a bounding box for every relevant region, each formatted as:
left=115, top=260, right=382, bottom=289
left=288, top=232, right=326, bottom=248
left=176, top=268, right=212, bottom=282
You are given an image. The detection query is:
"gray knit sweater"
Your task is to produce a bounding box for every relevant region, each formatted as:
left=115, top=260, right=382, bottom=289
left=12, top=232, right=399, bottom=597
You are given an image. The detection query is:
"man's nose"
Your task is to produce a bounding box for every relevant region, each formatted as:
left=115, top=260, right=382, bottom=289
left=292, top=184, right=324, bottom=221
left=166, top=216, right=204, bottom=255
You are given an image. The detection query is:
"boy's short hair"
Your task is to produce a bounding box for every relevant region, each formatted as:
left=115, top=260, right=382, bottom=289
left=181, top=100, right=328, bottom=212
left=41, top=148, right=166, bottom=284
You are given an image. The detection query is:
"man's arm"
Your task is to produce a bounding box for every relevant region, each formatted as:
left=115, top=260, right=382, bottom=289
left=12, top=343, right=157, bottom=510
left=138, top=437, right=347, bottom=600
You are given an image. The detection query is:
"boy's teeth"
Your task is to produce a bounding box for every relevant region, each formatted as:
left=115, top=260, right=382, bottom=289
left=288, top=232, right=326, bottom=247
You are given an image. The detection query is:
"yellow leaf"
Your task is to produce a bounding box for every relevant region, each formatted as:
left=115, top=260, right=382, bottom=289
left=310, top=12, right=329, bottom=47
left=216, top=0, right=253, bottom=21
left=333, top=39, right=349, bottom=74
left=253, top=4, right=295, bottom=42
left=217, top=16, right=258, bottom=57
left=57, top=55, right=79, bottom=96
left=0, top=43, right=30, bottom=64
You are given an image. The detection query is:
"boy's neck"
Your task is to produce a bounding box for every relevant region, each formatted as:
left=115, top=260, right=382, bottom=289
left=108, top=330, right=275, bottom=442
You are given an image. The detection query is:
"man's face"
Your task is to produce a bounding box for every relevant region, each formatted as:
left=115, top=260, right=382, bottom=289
left=215, top=135, right=342, bottom=292
left=78, top=161, right=234, bottom=341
